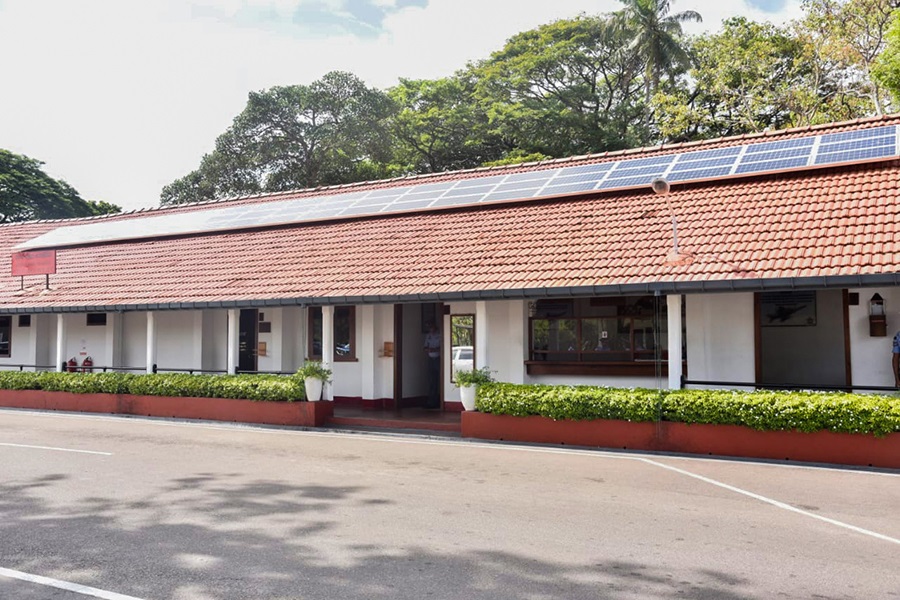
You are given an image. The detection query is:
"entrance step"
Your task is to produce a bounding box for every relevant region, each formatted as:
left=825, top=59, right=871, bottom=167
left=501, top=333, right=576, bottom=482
left=328, top=407, right=461, bottom=434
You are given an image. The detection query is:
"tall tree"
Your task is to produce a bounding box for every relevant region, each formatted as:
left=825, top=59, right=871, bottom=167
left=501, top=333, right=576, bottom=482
left=619, top=0, right=701, bottom=113
left=472, top=14, right=646, bottom=158
left=798, top=0, right=897, bottom=115
left=0, top=149, right=120, bottom=223
left=389, top=74, right=504, bottom=173
left=873, top=10, right=900, bottom=101
left=161, top=71, right=396, bottom=206
left=654, top=16, right=871, bottom=141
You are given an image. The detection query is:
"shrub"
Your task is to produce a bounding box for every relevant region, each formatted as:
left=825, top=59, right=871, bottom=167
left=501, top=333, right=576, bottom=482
left=0, top=371, right=304, bottom=402
left=455, top=366, right=494, bottom=387
left=295, top=361, right=332, bottom=382
left=475, top=383, right=900, bottom=437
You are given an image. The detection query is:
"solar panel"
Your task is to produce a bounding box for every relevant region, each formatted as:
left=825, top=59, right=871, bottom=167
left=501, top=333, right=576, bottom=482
left=17, top=124, right=899, bottom=251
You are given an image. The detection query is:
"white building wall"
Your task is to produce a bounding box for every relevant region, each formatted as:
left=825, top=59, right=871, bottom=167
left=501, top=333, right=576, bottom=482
left=202, top=310, right=227, bottom=372
left=685, top=293, right=756, bottom=388
left=34, top=314, right=53, bottom=369
left=849, top=287, right=900, bottom=388
left=156, top=311, right=201, bottom=371
left=0, top=315, right=37, bottom=369
left=122, top=312, right=148, bottom=370
left=256, top=308, right=283, bottom=373
left=63, top=313, right=113, bottom=368
left=331, top=305, right=364, bottom=399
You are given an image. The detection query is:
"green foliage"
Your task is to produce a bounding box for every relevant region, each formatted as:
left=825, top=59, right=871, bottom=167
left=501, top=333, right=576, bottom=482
left=0, top=371, right=304, bottom=402
left=454, top=366, right=494, bottom=387
left=476, top=383, right=900, bottom=436
left=161, top=71, right=396, bottom=205
left=873, top=10, right=900, bottom=104
left=294, top=361, right=332, bottom=382
left=0, top=149, right=121, bottom=223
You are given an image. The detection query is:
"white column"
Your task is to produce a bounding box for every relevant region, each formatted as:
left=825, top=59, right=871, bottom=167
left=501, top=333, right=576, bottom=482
left=191, top=311, right=204, bottom=371
left=359, top=305, right=376, bottom=401
left=55, top=314, right=66, bottom=372
left=322, top=305, right=335, bottom=400
left=475, top=300, right=489, bottom=370
left=507, top=300, right=527, bottom=384
left=226, top=309, right=239, bottom=375
left=146, top=312, right=157, bottom=374
left=667, top=294, right=683, bottom=390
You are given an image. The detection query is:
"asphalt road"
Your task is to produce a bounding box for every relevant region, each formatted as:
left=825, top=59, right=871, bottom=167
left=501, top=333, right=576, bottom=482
left=0, top=409, right=897, bottom=600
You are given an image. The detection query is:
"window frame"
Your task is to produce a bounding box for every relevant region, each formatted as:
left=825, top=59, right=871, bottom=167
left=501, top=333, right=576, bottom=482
left=526, top=296, right=670, bottom=377
left=0, top=315, right=10, bottom=358
left=307, top=306, right=357, bottom=362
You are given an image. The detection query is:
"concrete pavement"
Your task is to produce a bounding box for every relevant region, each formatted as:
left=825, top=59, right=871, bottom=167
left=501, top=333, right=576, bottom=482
left=0, top=409, right=897, bottom=600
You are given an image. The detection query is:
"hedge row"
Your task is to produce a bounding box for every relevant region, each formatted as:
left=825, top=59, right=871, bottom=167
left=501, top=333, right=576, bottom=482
left=476, top=383, right=900, bottom=437
left=0, top=371, right=305, bottom=402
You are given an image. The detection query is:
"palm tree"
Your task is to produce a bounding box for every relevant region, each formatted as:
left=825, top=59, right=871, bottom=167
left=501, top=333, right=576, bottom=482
left=620, top=0, right=702, bottom=111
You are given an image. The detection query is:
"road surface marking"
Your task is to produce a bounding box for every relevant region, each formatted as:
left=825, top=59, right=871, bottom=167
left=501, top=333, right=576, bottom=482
left=0, top=566, right=144, bottom=600
left=0, top=442, right=111, bottom=456
left=641, top=457, right=900, bottom=546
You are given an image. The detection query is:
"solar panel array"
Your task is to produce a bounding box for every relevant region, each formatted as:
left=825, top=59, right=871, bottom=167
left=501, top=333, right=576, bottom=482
left=17, top=125, right=899, bottom=250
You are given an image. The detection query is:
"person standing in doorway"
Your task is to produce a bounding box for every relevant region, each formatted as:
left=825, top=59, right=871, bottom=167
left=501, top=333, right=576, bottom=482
left=893, top=329, right=900, bottom=387
left=424, top=323, right=441, bottom=409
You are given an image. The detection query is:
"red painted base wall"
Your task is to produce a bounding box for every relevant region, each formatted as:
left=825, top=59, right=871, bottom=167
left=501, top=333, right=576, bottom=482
left=461, top=412, right=900, bottom=469
left=0, top=390, right=333, bottom=427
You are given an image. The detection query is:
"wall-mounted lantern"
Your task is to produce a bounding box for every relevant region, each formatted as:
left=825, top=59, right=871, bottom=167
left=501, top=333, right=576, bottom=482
left=869, top=293, right=886, bottom=337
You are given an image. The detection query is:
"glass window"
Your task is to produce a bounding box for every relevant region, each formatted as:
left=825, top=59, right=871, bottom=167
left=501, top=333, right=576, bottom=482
left=308, top=306, right=356, bottom=361
left=0, top=316, right=10, bottom=358
left=450, top=314, right=475, bottom=382
left=528, top=296, right=668, bottom=364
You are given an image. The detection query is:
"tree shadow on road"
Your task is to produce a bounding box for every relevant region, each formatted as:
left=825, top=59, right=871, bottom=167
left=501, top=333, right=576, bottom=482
left=0, top=473, right=754, bottom=600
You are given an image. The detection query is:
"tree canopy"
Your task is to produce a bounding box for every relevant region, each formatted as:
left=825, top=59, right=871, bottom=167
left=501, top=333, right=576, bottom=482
left=0, top=149, right=121, bottom=224
left=160, top=0, right=900, bottom=206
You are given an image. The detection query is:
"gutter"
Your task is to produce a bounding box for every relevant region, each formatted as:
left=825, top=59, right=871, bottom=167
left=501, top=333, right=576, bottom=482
left=3, top=273, right=900, bottom=314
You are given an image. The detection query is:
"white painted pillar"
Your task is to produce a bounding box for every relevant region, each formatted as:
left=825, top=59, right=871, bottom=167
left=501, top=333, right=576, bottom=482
left=226, top=309, right=239, bottom=375
left=146, top=312, right=157, bottom=374
left=359, top=304, right=376, bottom=400
left=191, top=311, right=204, bottom=372
left=475, top=300, right=489, bottom=370
left=667, top=294, right=683, bottom=389
left=322, top=305, right=335, bottom=401
left=55, top=314, right=66, bottom=372
left=507, top=300, right=527, bottom=384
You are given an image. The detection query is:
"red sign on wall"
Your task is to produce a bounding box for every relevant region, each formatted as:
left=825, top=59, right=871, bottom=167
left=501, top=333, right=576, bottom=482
left=11, top=250, right=57, bottom=276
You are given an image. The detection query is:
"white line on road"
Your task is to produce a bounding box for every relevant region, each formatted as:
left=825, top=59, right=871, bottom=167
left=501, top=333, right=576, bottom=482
left=641, top=457, right=900, bottom=546
left=0, top=442, right=111, bottom=456
left=0, top=567, right=145, bottom=600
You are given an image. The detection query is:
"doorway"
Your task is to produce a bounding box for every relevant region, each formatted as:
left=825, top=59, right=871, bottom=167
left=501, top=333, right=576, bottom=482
left=238, top=309, right=258, bottom=372
left=756, top=290, right=848, bottom=387
left=393, top=303, right=443, bottom=409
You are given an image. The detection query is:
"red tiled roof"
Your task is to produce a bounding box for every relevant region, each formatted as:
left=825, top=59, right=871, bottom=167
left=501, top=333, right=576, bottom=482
left=2, top=115, right=900, bottom=310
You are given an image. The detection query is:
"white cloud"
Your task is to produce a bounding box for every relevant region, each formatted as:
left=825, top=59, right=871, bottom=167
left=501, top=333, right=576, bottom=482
left=0, top=0, right=802, bottom=211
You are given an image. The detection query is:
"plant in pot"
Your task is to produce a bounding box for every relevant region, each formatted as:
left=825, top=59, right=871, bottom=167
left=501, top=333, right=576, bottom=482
left=296, top=361, right=332, bottom=402
left=454, top=366, right=494, bottom=411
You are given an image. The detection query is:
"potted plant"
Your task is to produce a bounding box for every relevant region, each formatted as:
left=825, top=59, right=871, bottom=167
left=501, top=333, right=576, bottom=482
left=455, top=366, right=494, bottom=411
left=295, top=361, right=332, bottom=402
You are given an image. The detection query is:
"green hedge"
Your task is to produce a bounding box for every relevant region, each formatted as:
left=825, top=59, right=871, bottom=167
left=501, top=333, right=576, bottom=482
left=476, top=383, right=900, bottom=437
left=0, top=371, right=305, bottom=402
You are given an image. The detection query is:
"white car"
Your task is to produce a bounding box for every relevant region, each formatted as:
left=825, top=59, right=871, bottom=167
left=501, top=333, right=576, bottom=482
left=451, top=346, right=474, bottom=378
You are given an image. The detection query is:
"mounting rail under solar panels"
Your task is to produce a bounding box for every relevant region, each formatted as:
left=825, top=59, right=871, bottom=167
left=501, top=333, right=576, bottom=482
left=16, top=124, right=900, bottom=251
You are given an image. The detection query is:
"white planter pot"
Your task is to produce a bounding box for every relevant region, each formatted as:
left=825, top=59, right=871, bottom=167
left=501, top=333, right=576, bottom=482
left=459, top=385, right=477, bottom=411
left=304, top=377, right=324, bottom=402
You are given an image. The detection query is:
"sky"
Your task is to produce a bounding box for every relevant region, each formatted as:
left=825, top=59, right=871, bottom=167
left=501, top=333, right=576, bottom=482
left=0, top=0, right=803, bottom=212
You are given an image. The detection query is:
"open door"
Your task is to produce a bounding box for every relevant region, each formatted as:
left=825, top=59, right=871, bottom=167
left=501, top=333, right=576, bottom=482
left=238, top=309, right=258, bottom=373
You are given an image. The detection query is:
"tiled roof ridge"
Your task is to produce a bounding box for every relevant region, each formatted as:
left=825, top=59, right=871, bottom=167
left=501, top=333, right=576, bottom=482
left=2, top=113, right=897, bottom=230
